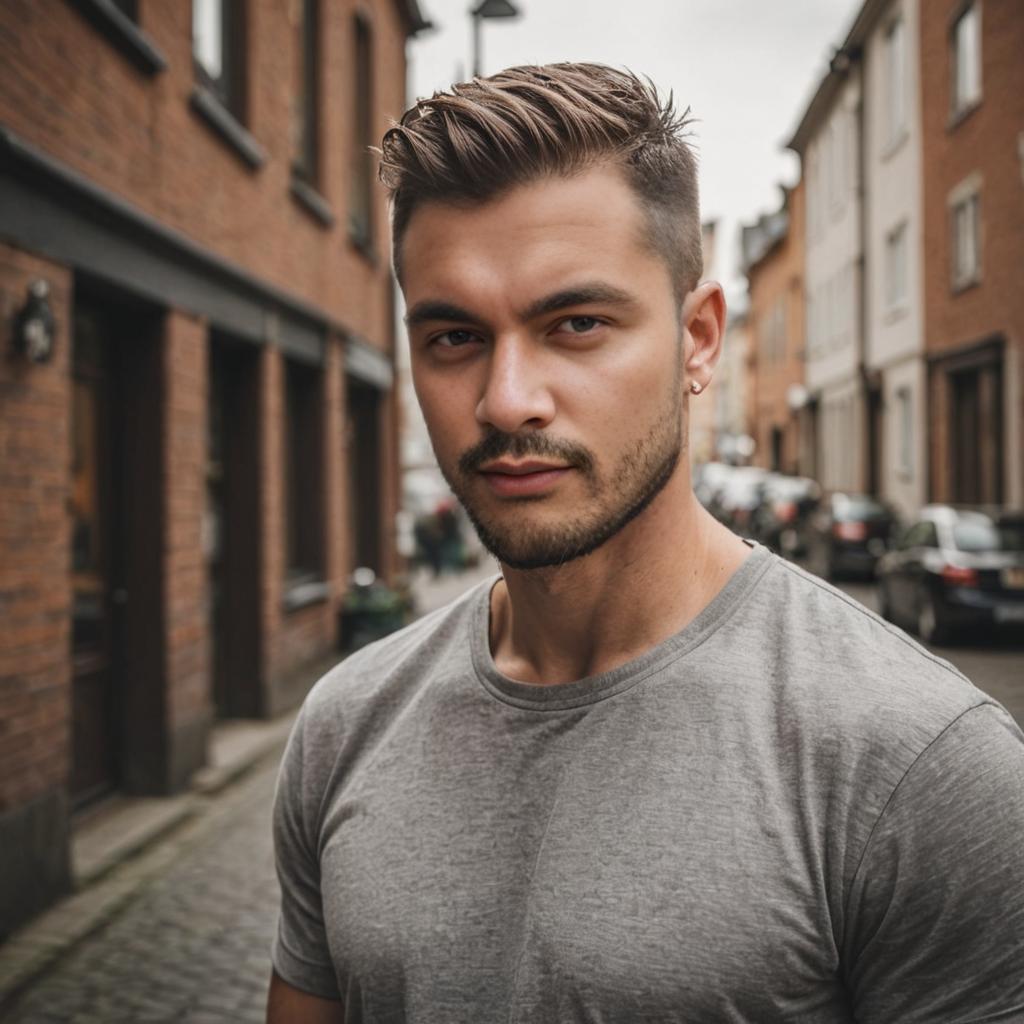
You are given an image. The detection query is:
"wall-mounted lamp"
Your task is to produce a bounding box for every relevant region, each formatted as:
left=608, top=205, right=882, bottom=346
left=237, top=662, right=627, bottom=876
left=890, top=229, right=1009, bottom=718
left=14, top=280, right=56, bottom=364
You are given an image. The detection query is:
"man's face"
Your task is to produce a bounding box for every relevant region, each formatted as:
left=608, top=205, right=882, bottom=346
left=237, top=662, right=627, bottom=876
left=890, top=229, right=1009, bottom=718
left=402, top=165, right=689, bottom=570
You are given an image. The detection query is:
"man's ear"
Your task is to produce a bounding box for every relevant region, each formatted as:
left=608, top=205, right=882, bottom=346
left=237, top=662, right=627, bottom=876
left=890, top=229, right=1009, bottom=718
left=681, top=282, right=726, bottom=394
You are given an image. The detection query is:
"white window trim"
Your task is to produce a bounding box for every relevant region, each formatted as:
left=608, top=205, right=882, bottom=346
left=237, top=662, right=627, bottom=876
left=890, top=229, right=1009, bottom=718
left=947, top=173, right=983, bottom=292
left=883, top=16, right=907, bottom=150
left=950, top=1, right=983, bottom=121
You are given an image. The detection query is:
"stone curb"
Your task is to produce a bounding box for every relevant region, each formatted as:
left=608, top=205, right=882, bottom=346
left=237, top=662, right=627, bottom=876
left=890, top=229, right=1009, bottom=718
left=0, top=715, right=296, bottom=1013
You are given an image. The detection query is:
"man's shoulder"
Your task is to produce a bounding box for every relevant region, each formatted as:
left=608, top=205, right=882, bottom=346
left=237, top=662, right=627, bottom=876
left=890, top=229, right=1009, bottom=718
left=299, top=574, right=493, bottom=728
left=744, top=552, right=993, bottom=735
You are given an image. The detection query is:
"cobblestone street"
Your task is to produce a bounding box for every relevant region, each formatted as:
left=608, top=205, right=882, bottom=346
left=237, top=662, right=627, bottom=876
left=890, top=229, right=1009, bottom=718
left=2, top=752, right=284, bottom=1024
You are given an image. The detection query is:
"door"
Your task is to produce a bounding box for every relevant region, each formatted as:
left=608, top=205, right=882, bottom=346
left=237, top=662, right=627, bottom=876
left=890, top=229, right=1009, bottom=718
left=206, top=337, right=261, bottom=718
left=950, top=360, right=1003, bottom=504
left=70, top=304, right=124, bottom=805
left=346, top=380, right=382, bottom=575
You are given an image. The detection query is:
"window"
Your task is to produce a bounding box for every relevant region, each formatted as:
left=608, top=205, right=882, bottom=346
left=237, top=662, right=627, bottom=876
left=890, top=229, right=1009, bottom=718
left=293, top=0, right=321, bottom=185
left=951, top=3, right=981, bottom=115
left=193, top=0, right=245, bottom=119
left=896, top=387, right=913, bottom=479
left=885, top=222, right=908, bottom=310
left=884, top=18, right=906, bottom=144
left=951, top=190, right=981, bottom=289
left=350, top=16, right=375, bottom=247
left=284, top=360, right=324, bottom=585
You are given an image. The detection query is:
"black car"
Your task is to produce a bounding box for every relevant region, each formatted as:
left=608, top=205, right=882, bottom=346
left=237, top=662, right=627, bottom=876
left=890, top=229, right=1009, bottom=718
left=802, top=493, right=898, bottom=580
left=877, top=506, right=1024, bottom=644
left=752, top=474, right=821, bottom=558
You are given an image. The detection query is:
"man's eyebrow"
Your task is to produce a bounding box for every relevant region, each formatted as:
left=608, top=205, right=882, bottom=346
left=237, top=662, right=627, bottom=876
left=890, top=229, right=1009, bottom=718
left=403, top=283, right=637, bottom=329
left=404, top=301, right=479, bottom=328
left=521, top=283, right=637, bottom=320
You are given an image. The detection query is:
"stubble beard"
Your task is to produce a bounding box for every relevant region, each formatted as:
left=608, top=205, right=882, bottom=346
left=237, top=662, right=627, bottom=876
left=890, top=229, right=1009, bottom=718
left=438, top=372, right=685, bottom=572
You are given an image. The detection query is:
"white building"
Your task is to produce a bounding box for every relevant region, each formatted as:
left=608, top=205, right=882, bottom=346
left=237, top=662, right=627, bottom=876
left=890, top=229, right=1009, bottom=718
left=790, top=50, right=865, bottom=494
left=862, top=0, right=927, bottom=517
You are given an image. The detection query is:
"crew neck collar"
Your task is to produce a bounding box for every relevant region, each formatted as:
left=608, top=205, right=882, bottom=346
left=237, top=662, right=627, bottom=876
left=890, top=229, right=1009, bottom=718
left=469, top=542, right=773, bottom=711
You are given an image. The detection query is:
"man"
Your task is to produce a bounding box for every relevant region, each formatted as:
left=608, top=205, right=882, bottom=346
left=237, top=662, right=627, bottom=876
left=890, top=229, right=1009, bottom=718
left=268, top=65, right=1024, bottom=1022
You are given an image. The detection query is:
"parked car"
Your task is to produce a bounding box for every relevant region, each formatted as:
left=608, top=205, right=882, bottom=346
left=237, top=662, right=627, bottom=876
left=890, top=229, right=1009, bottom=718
left=693, top=461, right=737, bottom=522
left=752, top=474, right=821, bottom=558
left=802, top=492, right=899, bottom=580
left=876, top=506, right=1024, bottom=644
left=716, top=467, right=769, bottom=537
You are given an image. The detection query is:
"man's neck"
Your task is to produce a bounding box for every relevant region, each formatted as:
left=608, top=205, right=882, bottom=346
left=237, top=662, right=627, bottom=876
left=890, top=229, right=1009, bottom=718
left=488, top=476, right=751, bottom=685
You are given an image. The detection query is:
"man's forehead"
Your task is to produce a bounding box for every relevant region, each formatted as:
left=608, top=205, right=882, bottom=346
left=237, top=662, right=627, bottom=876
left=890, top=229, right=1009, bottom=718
left=399, top=166, right=659, bottom=306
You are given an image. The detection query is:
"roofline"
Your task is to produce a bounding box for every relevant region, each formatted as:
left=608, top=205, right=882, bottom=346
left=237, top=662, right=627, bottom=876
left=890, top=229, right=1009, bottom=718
left=785, top=0, right=890, bottom=154
left=398, top=0, right=433, bottom=35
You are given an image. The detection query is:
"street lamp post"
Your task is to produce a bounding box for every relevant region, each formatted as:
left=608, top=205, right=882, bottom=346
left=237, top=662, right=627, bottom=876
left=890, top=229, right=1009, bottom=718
left=470, top=0, right=520, bottom=78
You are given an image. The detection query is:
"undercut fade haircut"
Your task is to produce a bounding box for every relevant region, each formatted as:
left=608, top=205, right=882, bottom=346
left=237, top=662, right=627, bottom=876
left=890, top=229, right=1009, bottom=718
left=379, top=63, right=702, bottom=298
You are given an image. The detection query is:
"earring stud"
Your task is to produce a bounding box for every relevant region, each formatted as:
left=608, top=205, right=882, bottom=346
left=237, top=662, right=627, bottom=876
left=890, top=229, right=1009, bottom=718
left=690, top=381, right=702, bottom=395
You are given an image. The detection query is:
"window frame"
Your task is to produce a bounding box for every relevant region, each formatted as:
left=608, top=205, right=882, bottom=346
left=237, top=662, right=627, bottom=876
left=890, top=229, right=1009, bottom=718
left=884, top=220, right=909, bottom=313
left=192, top=0, right=247, bottom=122
left=883, top=16, right=907, bottom=148
left=949, top=180, right=982, bottom=292
left=950, top=2, right=982, bottom=121
left=292, top=0, right=322, bottom=189
left=348, top=12, right=376, bottom=254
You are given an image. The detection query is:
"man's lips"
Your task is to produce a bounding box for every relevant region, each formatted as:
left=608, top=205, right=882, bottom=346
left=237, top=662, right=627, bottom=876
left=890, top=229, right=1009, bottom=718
left=477, top=460, right=573, bottom=496
left=479, top=460, right=570, bottom=476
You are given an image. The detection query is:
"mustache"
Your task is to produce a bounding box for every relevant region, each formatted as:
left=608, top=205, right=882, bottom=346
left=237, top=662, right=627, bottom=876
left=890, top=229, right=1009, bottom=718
left=458, top=431, right=595, bottom=476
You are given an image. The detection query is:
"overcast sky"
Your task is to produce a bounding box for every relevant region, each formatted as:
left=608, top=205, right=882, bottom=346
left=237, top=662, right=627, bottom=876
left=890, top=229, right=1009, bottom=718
left=405, top=0, right=860, bottom=302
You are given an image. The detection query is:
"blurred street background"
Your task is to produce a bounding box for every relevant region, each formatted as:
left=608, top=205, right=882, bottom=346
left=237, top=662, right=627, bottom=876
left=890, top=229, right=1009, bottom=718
left=1, top=0, right=1022, bottom=1020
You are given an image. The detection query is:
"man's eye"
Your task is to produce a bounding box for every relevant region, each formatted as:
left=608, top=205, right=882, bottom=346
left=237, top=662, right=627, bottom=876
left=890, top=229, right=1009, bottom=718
left=560, top=316, right=601, bottom=335
left=434, top=329, right=478, bottom=348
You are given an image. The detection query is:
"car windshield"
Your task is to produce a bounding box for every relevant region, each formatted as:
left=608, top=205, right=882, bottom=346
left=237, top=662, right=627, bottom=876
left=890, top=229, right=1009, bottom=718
left=833, top=496, right=889, bottom=522
left=953, top=516, right=1024, bottom=553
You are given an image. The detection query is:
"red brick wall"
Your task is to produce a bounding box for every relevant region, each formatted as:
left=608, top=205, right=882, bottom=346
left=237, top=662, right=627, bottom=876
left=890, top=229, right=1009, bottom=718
left=0, top=244, right=72, bottom=812
left=746, top=181, right=806, bottom=473
left=0, top=0, right=408, bottom=353
left=162, top=311, right=211, bottom=747
left=920, top=0, right=1024, bottom=500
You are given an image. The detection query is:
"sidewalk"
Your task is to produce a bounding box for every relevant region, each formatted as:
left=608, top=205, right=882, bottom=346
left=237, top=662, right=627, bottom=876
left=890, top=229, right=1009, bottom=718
left=408, top=557, right=501, bottom=616
left=0, top=562, right=501, bottom=1011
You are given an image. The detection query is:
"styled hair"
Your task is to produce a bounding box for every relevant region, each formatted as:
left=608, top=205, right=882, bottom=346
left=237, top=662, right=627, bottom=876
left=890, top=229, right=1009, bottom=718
left=379, top=63, right=702, bottom=296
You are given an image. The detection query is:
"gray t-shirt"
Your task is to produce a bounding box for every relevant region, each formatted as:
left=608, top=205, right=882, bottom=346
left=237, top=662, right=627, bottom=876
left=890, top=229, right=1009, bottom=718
left=272, top=545, right=1024, bottom=1022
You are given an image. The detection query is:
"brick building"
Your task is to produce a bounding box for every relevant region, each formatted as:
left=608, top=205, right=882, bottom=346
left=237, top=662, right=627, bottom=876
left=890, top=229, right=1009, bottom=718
left=920, top=0, right=1023, bottom=506
left=0, top=0, right=427, bottom=935
left=741, top=182, right=807, bottom=475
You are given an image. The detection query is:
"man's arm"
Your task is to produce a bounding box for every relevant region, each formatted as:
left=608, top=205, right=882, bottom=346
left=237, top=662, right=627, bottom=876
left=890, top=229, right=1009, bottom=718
left=267, top=971, right=345, bottom=1023
left=844, top=703, right=1024, bottom=1021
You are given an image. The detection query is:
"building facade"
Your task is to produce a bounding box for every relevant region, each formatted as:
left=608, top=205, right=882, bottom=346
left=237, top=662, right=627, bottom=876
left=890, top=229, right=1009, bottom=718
left=741, top=182, right=807, bottom=475
left=920, top=0, right=1023, bottom=507
left=0, top=0, right=426, bottom=935
left=863, top=0, right=928, bottom=517
left=790, top=55, right=865, bottom=494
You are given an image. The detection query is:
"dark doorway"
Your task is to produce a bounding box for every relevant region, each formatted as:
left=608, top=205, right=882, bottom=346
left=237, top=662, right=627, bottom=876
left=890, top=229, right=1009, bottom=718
left=346, top=379, right=382, bottom=574
left=206, top=336, right=262, bottom=718
left=867, top=384, right=884, bottom=497
left=70, top=290, right=163, bottom=803
left=70, top=303, right=124, bottom=805
left=769, top=427, right=783, bottom=472
left=950, top=359, right=1003, bottom=504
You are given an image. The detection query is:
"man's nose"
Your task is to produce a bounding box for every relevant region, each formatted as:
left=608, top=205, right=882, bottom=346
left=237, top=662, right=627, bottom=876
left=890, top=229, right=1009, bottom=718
left=475, top=335, right=556, bottom=434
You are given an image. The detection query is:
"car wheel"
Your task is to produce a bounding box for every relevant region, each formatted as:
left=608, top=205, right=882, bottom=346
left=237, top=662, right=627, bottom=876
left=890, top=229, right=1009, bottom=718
left=917, top=590, right=948, bottom=646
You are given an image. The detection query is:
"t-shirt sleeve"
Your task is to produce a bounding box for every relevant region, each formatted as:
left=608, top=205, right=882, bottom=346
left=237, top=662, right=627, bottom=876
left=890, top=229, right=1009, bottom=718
left=271, top=705, right=342, bottom=1001
left=844, top=702, right=1024, bottom=1022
